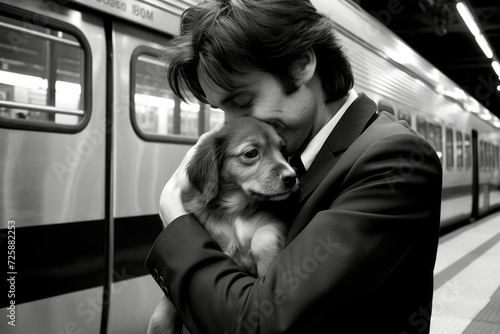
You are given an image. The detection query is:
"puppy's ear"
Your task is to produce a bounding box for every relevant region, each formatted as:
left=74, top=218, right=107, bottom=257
left=185, top=136, right=221, bottom=204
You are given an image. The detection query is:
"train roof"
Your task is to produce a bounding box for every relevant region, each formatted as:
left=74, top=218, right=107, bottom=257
left=66, top=0, right=500, bottom=128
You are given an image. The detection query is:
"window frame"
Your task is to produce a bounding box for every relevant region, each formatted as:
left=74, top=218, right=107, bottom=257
left=130, top=46, right=215, bottom=145
left=0, top=6, right=92, bottom=133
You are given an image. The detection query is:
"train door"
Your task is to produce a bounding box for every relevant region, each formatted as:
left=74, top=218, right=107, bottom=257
left=0, top=1, right=107, bottom=333
left=471, top=129, right=479, bottom=220
left=107, top=15, right=225, bottom=332
left=107, top=21, right=187, bottom=334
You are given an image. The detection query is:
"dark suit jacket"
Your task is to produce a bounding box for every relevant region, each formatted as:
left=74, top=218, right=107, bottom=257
left=146, top=93, right=443, bottom=333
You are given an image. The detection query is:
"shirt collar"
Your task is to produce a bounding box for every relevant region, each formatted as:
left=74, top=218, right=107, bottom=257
left=301, top=89, right=358, bottom=171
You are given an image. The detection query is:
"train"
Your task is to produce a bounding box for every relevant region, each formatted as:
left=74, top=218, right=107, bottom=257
left=1, top=0, right=499, bottom=333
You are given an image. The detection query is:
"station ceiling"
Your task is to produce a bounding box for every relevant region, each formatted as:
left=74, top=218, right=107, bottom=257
left=355, top=0, right=500, bottom=117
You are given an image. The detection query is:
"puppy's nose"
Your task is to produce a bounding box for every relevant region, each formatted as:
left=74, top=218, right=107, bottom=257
left=280, top=169, right=297, bottom=188
left=282, top=175, right=297, bottom=188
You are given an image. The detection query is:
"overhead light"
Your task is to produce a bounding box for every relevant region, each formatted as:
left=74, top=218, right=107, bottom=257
left=480, top=113, right=492, bottom=121
left=493, top=61, right=500, bottom=77
left=476, top=34, right=493, bottom=59
left=457, top=2, right=499, bottom=80
left=456, top=2, right=480, bottom=37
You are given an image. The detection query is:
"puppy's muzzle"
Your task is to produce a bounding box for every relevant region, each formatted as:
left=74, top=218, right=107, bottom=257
left=279, top=168, right=298, bottom=189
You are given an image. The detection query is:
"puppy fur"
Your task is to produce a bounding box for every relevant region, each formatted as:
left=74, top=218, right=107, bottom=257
left=148, top=117, right=299, bottom=334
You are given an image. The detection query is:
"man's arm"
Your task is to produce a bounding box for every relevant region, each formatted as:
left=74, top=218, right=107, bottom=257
left=146, top=130, right=442, bottom=333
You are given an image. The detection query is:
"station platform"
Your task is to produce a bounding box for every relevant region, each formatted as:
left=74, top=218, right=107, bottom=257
left=431, top=212, right=500, bottom=333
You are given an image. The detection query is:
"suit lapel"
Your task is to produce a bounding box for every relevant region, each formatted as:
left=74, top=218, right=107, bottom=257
left=286, top=94, right=378, bottom=241
left=296, top=93, right=378, bottom=206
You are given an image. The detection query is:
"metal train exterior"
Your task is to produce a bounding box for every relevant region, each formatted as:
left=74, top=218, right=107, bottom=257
left=0, top=0, right=499, bottom=333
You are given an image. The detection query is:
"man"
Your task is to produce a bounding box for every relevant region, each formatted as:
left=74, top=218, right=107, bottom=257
left=146, top=0, right=443, bottom=333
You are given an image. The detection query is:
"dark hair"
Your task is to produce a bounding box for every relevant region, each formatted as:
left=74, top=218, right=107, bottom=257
left=165, top=0, right=354, bottom=104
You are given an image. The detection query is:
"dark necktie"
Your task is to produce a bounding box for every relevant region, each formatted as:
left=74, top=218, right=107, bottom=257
left=289, top=155, right=306, bottom=178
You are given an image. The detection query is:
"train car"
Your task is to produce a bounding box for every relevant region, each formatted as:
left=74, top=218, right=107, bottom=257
left=0, top=0, right=499, bottom=333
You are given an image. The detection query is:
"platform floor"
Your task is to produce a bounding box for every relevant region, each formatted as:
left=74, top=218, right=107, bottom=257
left=431, top=211, right=500, bottom=334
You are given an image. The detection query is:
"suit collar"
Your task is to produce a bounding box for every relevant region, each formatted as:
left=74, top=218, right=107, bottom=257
left=321, top=92, right=378, bottom=157
left=297, top=93, right=378, bottom=205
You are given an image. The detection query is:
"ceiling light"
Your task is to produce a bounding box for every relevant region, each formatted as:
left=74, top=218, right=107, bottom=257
left=493, top=61, right=500, bottom=77
left=456, top=2, right=480, bottom=37
left=475, top=34, right=493, bottom=59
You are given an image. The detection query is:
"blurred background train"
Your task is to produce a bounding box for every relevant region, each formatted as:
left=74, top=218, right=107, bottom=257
left=1, top=0, right=499, bottom=333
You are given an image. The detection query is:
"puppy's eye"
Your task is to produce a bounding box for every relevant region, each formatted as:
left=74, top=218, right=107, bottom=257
left=243, top=149, right=259, bottom=159
left=280, top=141, right=287, bottom=157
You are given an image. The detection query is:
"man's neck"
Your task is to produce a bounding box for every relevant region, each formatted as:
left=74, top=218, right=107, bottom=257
left=300, top=90, right=358, bottom=171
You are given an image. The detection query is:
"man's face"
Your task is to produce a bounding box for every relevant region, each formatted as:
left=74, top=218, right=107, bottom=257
left=197, top=68, right=319, bottom=157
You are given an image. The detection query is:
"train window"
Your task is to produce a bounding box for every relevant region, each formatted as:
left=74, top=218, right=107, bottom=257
left=0, top=14, right=89, bottom=132
left=483, top=141, right=487, bottom=172
left=483, top=141, right=487, bottom=171
left=434, top=125, right=443, bottom=161
left=488, top=143, right=491, bottom=171
left=487, top=143, right=492, bottom=172
left=415, top=117, right=442, bottom=161
left=492, top=144, right=495, bottom=171
left=492, top=144, right=497, bottom=171
left=131, top=50, right=225, bottom=142
left=378, top=101, right=394, bottom=115
left=445, top=128, right=454, bottom=169
left=493, top=145, right=496, bottom=171
left=397, top=110, right=412, bottom=126
left=488, top=143, right=494, bottom=172
left=426, top=123, right=436, bottom=151
left=456, top=131, right=463, bottom=170
left=416, top=116, right=426, bottom=139
left=464, top=134, right=471, bottom=170
left=497, top=146, right=500, bottom=171
left=479, top=140, right=485, bottom=171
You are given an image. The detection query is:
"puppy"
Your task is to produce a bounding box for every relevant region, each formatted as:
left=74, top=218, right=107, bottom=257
left=148, top=117, right=299, bottom=334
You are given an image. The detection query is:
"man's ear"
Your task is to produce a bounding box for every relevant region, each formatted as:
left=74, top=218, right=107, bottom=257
left=293, top=48, right=317, bottom=86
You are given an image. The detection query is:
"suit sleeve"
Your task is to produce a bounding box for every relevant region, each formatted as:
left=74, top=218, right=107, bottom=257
left=145, top=130, right=443, bottom=333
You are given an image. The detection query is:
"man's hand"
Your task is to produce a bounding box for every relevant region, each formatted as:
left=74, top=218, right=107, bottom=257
left=159, top=122, right=225, bottom=228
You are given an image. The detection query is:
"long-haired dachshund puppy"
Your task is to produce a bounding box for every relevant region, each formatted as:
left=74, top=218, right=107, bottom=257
left=148, top=117, right=299, bottom=334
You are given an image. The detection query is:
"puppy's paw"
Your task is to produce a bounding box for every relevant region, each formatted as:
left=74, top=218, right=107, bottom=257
left=252, top=223, right=286, bottom=276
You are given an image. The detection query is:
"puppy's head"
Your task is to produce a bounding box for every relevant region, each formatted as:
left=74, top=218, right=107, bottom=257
left=186, top=117, right=299, bottom=205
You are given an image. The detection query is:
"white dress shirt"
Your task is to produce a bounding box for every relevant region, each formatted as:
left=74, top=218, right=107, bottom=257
left=301, top=89, right=358, bottom=171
